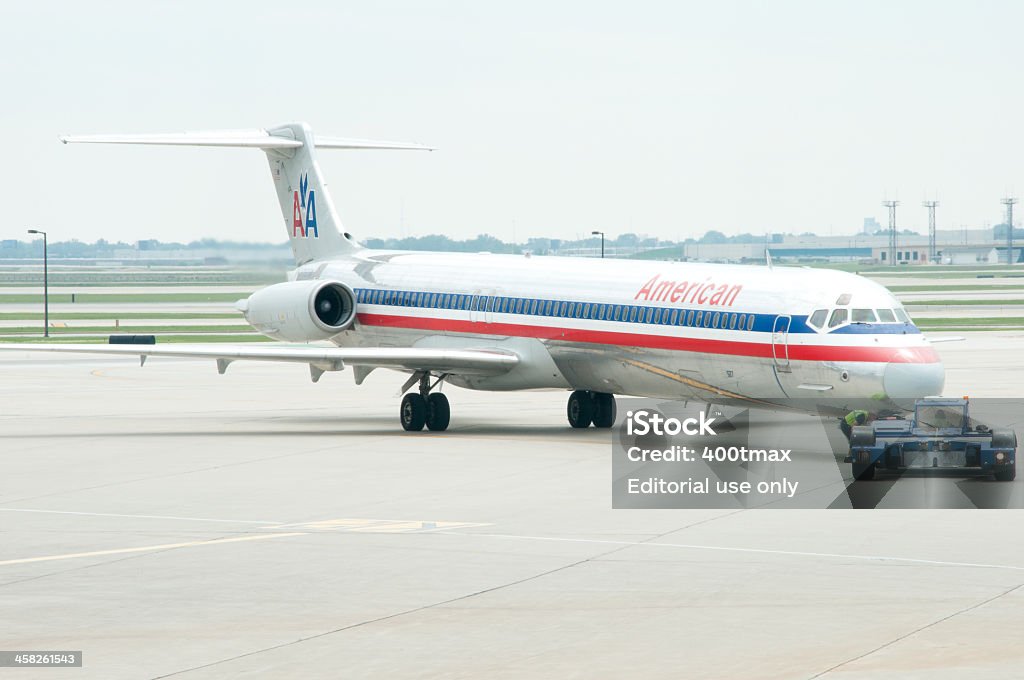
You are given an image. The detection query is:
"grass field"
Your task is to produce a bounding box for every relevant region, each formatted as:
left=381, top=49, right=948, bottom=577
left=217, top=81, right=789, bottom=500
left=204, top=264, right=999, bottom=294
left=0, top=292, right=248, bottom=303
left=914, top=317, right=1024, bottom=327
left=903, top=299, right=1024, bottom=306
left=0, top=325, right=251, bottom=335
left=0, top=312, right=241, bottom=320
left=887, top=284, right=1024, bottom=292
left=0, top=334, right=273, bottom=344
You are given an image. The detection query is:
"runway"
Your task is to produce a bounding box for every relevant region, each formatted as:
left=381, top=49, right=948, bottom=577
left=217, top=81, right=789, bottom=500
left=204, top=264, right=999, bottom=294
left=3, top=336, right=1024, bottom=679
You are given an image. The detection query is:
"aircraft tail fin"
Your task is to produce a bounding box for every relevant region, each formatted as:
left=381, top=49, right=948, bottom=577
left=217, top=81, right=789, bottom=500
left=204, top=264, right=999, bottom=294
left=60, top=122, right=433, bottom=265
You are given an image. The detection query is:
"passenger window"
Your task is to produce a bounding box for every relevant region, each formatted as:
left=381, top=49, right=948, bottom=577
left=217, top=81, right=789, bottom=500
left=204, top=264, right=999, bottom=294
left=876, top=308, right=895, bottom=322
left=559, top=302, right=568, bottom=316
left=696, top=310, right=704, bottom=326
left=644, top=308, right=654, bottom=323
left=712, top=312, right=721, bottom=328
left=583, top=303, right=591, bottom=318
left=828, top=308, right=848, bottom=328
left=851, top=308, right=876, bottom=323
left=686, top=310, right=694, bottom=326
left=544, top=300, right=553, bottom=315
left=729, top=313, right=738, bottom=329
left=808, top=309, right=827, bottom=329
left=746, top=314, right=755, bottom=331
left=894, top=308, right=910, bottom=323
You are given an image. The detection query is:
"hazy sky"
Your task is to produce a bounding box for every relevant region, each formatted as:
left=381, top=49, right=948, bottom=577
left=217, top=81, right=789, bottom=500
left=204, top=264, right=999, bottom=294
left=3, top=1, right=1023, bottom=244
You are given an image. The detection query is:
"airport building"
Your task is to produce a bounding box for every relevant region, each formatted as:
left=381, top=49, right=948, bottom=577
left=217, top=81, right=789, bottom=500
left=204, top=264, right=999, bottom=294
left=678, top=227, right=1021, bottom=265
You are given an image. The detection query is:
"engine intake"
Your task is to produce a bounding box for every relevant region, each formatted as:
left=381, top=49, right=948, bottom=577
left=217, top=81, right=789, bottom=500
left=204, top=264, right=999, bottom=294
left=242, top=280, right=356, bottom=342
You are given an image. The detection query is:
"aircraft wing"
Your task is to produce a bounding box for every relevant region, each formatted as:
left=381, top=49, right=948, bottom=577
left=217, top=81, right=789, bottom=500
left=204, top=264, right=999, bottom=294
left=0, top=344, right=519, bottom=382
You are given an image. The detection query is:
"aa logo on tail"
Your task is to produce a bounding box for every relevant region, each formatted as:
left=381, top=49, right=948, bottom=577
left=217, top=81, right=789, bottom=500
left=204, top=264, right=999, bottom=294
left=292, top=173, right=318, bottom=238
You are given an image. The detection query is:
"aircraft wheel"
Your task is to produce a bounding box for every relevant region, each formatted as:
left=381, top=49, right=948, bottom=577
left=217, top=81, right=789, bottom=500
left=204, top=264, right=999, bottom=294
left=592, top=393, right=616, bottom=428
left=426, top=393, right=451, bottom=432
left=400, top=393, right=427, bottom=431
left=851, top=462, right=876, bottom=481
left=567, top=390, right=594, bottom=429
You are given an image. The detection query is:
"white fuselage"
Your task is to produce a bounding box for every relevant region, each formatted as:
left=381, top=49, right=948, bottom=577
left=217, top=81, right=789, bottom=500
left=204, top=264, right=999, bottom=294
left=283, top=250, right=943, bottom=415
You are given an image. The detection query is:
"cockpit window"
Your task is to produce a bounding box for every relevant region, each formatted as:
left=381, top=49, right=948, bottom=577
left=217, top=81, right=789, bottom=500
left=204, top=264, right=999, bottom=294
left=835, top=293, right=852, bottom=305
left=828, top=308, right=848, bottom=328
left=851, top=308, right=876, bottom=323
left=876, top=309, right=896, bottom=322
left=894, top=308, right=910, bottom=323
left=808, top=309, right=827, bottom=329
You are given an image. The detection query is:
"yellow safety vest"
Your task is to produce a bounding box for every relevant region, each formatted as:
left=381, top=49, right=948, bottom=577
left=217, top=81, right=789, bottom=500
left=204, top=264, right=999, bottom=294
left=845, top=410, right=869, bottom=426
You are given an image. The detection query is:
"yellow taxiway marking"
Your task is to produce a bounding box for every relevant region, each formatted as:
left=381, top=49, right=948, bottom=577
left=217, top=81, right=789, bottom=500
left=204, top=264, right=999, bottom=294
left=0, top=532, right=308, bottom=568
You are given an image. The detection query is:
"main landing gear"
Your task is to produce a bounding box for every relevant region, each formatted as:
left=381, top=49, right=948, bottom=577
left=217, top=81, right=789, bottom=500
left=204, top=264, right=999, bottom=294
left=400, top=372, right=450, bottom=432
left=567, top=390, right=616, bottom=429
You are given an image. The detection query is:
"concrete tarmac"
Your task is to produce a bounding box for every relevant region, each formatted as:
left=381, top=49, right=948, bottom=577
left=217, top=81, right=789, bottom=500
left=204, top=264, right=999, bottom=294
left=2, top=335, right=1024, bottom=679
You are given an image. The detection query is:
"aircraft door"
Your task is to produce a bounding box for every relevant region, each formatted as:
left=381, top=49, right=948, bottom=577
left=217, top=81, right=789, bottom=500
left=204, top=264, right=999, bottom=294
left=471, top=289, right=495, bottom=324
left=772, top=315, right=792, bottom=373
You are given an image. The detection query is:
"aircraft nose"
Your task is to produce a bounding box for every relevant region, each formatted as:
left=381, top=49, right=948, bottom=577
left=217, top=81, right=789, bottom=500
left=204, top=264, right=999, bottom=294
left=883, top=361, right=945, bottom=406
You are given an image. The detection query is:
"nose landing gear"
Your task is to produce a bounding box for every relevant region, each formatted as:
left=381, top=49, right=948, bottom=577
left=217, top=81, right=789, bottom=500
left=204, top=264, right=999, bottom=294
left=400, top=372, right=450, bottom=432
left=567, top=390, right=616, bottom=429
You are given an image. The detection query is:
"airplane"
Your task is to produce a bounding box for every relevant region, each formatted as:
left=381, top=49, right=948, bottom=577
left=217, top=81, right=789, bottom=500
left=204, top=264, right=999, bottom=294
left=2, top=122, right=945, bottom=431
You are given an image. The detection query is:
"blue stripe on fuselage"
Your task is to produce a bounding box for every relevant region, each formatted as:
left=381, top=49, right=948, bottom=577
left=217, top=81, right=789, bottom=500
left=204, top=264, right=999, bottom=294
left=352, top=287, right=921, bottom=336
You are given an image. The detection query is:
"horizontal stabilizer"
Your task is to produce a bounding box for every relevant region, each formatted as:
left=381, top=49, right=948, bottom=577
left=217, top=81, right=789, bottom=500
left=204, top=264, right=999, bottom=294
left=59, top=129, right=302, bottom=149
left=316, top=136, right=434, bottom=151
left=59, top=129, right=433, bottom=152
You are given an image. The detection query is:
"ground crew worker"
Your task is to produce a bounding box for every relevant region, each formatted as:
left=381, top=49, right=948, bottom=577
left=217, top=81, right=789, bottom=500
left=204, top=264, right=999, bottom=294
left=840, top=409, right=869, bottom=441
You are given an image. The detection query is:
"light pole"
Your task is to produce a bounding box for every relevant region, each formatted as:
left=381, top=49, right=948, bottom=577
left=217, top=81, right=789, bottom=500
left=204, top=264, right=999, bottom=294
left=27, top=229, right=48, bottom=337
left=591, top=230, right=605, bottom=259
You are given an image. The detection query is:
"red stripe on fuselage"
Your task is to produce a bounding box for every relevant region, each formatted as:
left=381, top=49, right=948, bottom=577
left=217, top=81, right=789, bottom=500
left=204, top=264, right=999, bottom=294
left=356, top=313, right=940, bottom=364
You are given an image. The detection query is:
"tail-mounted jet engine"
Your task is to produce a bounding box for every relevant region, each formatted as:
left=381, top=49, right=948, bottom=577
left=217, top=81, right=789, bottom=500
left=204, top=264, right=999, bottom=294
left=239, top=280, right=357, bottom=342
